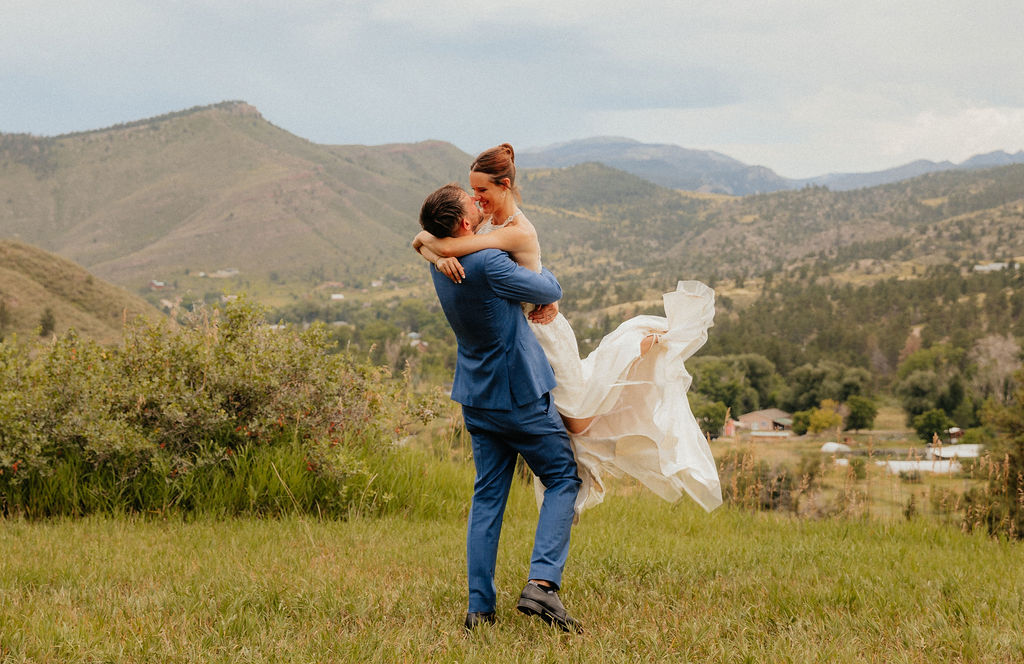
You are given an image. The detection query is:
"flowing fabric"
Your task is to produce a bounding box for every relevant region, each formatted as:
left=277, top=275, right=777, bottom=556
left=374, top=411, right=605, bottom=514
left=473, top=216, right=721, bottom=516
left=529, top=281, right=723, bottom=516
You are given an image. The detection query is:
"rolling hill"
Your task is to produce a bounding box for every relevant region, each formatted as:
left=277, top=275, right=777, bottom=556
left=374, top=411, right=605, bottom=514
left=0, top=102, right=469, bottom=290
left=0, top=240, right=159, bottom=344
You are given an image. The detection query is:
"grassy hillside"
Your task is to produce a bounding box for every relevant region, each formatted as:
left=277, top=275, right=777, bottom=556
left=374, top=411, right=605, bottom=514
left=2, top=501, right=1022, bottom=662
left=0, top=102, right=468, bottom=291
left=0, top=240, right=158, bottom=344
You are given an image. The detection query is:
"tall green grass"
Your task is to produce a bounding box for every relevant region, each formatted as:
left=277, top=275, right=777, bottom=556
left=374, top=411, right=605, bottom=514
left=1, top=490, right=1022, bottom=663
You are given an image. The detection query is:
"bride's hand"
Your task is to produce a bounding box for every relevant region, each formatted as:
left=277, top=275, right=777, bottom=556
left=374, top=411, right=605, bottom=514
left=436, top=257, right=465, bottom=283
left=529, top=302, right=559, bottom=325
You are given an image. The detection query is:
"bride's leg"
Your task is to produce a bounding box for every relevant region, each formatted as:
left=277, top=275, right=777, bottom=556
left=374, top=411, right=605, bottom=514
left=640, top=331, right=666, bottom=356
left=562, top=415, right=595, bottom=435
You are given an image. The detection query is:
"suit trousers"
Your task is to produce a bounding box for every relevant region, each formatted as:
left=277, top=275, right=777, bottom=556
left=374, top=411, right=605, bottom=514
left=461, top=393, right=581, bottom=613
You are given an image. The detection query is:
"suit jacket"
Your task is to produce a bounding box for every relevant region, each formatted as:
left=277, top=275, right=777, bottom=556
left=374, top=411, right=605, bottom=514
left=431, top=249, right=562, bottom=410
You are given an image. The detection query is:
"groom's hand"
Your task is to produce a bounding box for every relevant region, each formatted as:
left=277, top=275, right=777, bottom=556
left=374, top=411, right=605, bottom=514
left=529, top=302, right=559, bottom=325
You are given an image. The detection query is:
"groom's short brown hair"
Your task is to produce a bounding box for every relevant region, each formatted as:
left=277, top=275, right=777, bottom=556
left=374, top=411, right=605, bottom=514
left=419, top=183, right=465, bottom=238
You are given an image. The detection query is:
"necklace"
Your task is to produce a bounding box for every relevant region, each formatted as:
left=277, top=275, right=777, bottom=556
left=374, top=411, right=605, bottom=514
left=497, top=209, right=521, bottom=226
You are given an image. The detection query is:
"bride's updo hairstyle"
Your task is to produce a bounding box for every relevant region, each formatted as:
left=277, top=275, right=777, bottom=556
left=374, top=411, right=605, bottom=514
left=471, top=143, right=521, bottom=202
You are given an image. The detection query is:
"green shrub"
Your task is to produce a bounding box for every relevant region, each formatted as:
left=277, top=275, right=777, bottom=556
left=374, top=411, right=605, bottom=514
left=844, top=395, right=878, bottom=431
left=912, top=408, right=952, bottom=443
left=0, top=298, right=444, bottom=518
left=791, top=410, right=812, bottom=435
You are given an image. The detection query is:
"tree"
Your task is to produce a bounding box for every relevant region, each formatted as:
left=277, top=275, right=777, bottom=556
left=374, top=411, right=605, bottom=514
left=808, top=400, right=843, bottom=434
left=785, top=361, right=871, bottom=412
left=689, top=353, right=785, bottom=417
left=689, top=357, right=754, bottom=415
left=691, top=400, right=728, bottom=438
left=970, top=368, right=1024, bottom=538
left=912, top=408, right=952, bottom=443
left=844, top=395, right=878, bottom=431
left=39, top=307, right=56, bottom=337
left=969, top=334, right=1021, bottom=405
left=791, top=410, right=812, bottom=436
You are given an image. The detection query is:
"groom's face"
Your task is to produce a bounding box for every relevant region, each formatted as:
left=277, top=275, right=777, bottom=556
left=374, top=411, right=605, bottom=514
left=461, top=191, right=484, bottom=232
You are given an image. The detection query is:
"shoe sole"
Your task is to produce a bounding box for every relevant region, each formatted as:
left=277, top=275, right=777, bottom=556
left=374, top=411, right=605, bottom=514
left=516, top=598, right=582, bottom=633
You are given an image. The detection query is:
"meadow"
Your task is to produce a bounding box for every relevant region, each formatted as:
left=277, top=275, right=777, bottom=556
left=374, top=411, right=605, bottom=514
left=2, top=301, right=1022, bottom=662
left=2, top=460, right=1023, bottom=664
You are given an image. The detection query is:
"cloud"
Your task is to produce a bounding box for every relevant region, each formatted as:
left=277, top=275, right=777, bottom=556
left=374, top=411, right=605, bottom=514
left=3, top=0, right=1024, bottom=175
left=587, top=87, right=1024, bottom=178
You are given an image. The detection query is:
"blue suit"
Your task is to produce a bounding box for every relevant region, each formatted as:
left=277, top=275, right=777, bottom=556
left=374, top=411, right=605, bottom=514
left=430, top=248, right=580, bottom=613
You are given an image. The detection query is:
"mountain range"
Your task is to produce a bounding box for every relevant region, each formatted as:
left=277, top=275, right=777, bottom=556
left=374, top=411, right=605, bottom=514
left=519, top=137, right=1024, bottom=195
left=1, top=101, right=1023, bottom=313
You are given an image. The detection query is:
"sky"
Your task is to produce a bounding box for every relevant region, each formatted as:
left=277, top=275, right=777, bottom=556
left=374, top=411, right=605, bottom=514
left=3, top=0, right=1024, bottom=178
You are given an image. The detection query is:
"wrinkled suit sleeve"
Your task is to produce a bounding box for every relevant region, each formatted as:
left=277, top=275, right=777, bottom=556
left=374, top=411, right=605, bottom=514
left=482, top=250, right=562, bottom=304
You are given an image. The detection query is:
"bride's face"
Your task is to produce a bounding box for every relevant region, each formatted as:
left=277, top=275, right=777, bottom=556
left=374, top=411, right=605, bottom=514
left=469, top=170, right=509, bottom=217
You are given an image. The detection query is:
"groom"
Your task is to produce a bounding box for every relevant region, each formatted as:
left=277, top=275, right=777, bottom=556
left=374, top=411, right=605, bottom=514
left=419, top=183, right=582, bottom=633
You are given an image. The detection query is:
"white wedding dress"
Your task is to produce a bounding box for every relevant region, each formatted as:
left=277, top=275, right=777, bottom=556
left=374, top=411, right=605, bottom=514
left=477, top=217, right=723, bottom=517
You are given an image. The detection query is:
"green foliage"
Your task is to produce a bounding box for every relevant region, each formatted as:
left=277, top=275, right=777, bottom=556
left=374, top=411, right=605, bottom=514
left=960, top=425, right=995, bottom=446
left=689, top=353, right=785, bottom=416
left=961, top=369, right=1024, bottom=539
left=705, top=267, right=1024, bottom=390
left=784, top=361, right=871, bottom=412
left=911, top=408, right=953, bottom=443
left=690, top=398, right=728, bottom=438
left=269, top=295, right=457, bottom=383
left=844, top=395, right=878, bottom=431
left=0, top=297, right=442, bottom=518
left=894, top=344, right=977, bottom=427
left=895, top=370, right=945, bottom=422
left=38, top=307, right=55, bottom=336
left=807, top=400, right=843, bottom=434
left=896, top=343, right=965, bottom=380
left=791, top=410, right=812, bottom=436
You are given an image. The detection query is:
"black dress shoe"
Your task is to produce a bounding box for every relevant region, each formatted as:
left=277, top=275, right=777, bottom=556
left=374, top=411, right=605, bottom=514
left=464, top=611, right=496, bottom=630
left=516, top=582, right=583, bottom=633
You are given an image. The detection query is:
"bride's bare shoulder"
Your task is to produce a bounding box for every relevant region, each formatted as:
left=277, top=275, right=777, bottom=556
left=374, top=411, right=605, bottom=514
left=509, top=214, right=537, bottom=237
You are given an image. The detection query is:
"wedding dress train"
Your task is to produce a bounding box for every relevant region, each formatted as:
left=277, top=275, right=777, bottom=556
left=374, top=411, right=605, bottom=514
left=528, top=280, right=723, bottom=516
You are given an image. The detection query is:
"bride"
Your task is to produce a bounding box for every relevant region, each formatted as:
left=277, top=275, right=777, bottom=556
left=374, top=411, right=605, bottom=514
left=414, top=143, right=722, bottom=516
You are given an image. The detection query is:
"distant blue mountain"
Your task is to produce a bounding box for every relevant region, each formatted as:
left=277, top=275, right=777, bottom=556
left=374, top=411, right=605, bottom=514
left=800, top=151, right=1024, bottom=191
left=517, top=137, right=792, bottom=195
left=519, top=138, right=1024, bottom=195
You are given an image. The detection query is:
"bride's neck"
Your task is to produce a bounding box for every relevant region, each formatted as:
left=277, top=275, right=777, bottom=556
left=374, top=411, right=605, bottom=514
left=491, top=201, right=518, bottom=223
